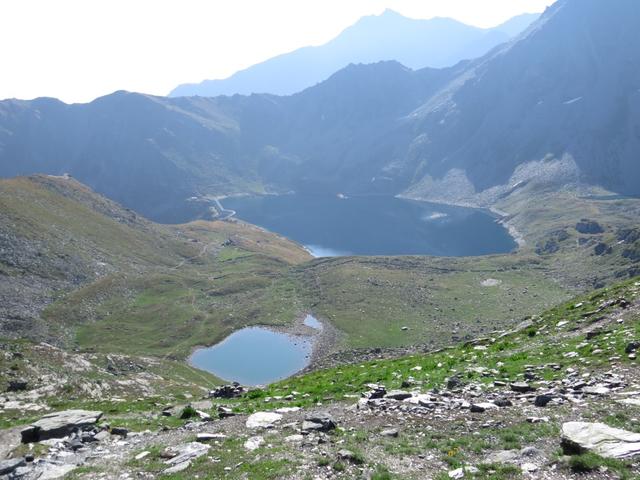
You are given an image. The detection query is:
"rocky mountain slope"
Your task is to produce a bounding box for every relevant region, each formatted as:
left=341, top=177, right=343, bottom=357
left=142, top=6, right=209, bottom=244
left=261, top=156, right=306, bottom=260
left=0, top=175, right=310, bottom=347
left=169, top=11, right=538, bottom=97
left=1, top=0, right=638, bottom=221
left=1, top=272, right=638, bottom=479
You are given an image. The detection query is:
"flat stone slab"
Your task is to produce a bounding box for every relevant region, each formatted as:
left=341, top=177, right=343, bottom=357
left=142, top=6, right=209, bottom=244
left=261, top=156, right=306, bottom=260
left=21, top=409, right=103, bottom=443
left=246, top=412, right=282, bottom=429
left=164, top=442, right=210, bottom=466
left=562, top=422, right=640, bottom=459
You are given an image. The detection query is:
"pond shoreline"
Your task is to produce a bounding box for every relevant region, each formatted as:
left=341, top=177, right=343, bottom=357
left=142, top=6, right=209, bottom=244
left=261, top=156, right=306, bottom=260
left=187, top=312, right=341, bottom=386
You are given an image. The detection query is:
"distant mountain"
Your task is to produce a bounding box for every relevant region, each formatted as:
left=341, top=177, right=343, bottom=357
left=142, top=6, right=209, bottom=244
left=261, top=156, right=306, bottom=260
left=169, top=10, right=539, bottom=97
left=399, top=0, right=640, bottom=202
left=1, top=0, right=639, bottom=221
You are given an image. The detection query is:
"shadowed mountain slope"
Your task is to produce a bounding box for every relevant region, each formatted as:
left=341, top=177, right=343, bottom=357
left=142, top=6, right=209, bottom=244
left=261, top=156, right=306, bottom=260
left=1, top=0, right=639, bottom=220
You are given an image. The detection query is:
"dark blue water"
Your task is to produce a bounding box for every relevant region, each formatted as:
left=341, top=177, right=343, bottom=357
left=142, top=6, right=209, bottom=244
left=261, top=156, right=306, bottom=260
left=223, top=194, right=516, bottom=256
left=190, top=327, right=312, bottom=385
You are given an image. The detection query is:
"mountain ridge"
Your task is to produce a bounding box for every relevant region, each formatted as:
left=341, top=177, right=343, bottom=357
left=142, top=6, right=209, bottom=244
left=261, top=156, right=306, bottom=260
left=1, top=0, right=639, bottom=222
left=169, top=10, right=539, bottom=97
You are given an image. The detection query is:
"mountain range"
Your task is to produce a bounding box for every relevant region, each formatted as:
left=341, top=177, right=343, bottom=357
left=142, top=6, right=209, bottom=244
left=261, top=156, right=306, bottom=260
left=169, top=10, right=539, bottom=97
left=0, top=0, right=639, bottom=222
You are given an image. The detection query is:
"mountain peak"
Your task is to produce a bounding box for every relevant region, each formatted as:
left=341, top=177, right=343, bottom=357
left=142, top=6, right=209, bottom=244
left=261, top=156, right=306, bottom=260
left=169, top=11, right=537, bottom=97
left=379, top=8, right=403, bottom=18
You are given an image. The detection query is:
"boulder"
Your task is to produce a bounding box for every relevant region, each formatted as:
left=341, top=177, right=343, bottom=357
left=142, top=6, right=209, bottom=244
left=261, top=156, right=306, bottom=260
left=302, top=412, right=336, bottom=432
left=246, top=412, right=282, bottom=429
left=561, top=422, right=640, bottom=459
left=21, top=409, right=103, bottom=443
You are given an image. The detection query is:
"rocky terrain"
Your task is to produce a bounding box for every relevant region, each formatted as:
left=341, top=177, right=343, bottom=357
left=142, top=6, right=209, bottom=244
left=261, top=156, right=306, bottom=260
left=1, top=277, right=638, bottom=479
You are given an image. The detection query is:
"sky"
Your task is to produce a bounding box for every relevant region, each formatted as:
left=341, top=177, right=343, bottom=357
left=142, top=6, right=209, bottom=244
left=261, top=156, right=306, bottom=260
left=1, top=0, right=555, bottom=103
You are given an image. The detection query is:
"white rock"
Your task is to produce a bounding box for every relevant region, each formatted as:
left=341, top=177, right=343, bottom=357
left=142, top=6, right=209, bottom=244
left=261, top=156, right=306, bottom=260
left=582, top=385, right=610, bottom=395
left=562, top=422, right=640, bottom=459
left=163, top=461, right=191, bottom=474
left=448, top=466, right=479, bottom=478
left=246, top=411, right=282, bottom=429
left=244, top=436, right=264, bottom=451
left=196, top=433, right=227, bottom=442
left=284, top=434, right=304, bottom=443
left=135, top=451, right=150, bottom=460
left=164, top=442, right=210, bottom=466
left=275, top=407, right=301, bottom=413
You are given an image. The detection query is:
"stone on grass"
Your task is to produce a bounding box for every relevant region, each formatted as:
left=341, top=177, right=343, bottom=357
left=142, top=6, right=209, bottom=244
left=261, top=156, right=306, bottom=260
left=246, top=412, right=282, bottom=429
left=135, top=451, right=150, bottom=460
left=244, top=436, right=264, bottom=451
left=302, top=412, right=336, bottom=432
left=561, top=422, right=640, bottom=459
left=21, top=410, right=103, bottom=443
left=448, top=466, right=479, bottom=478
left=164, top=442, right=210, bottom=469
left=338, top=449, right=362, bottom=464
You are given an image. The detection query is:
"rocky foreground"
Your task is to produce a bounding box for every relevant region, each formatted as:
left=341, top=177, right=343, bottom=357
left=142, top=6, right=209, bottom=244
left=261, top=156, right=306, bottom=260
left=1, top=281, right=640, bottom=479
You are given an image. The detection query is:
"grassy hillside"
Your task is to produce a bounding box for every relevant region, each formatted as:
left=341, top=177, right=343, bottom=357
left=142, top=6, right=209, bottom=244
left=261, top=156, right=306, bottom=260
left=3, top=176, right=640, bottom=363
left=2, top=272, right=637, bottom=479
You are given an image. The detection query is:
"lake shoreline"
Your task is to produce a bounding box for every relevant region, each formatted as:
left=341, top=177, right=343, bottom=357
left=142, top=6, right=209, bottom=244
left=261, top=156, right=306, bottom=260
left=219, top=192, right=518, bottom=256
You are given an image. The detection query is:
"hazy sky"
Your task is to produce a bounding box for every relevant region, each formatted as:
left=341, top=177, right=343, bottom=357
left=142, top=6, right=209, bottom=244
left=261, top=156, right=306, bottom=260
left=1, top=0, right=555, bottom=103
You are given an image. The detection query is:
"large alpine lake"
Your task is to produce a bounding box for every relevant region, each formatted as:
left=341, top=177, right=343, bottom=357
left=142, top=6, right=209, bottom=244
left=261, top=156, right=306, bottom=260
left=223, top=194, right=516, bottom=257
